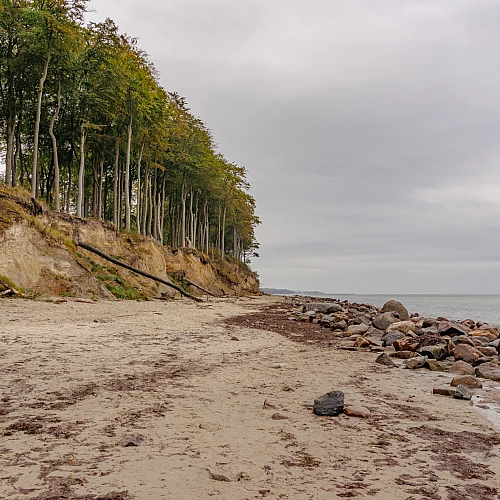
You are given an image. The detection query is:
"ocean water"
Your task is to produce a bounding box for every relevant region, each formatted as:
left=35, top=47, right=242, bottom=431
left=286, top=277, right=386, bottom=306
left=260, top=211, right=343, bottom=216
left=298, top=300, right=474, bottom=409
left=300, top=294, right=500, bottom=325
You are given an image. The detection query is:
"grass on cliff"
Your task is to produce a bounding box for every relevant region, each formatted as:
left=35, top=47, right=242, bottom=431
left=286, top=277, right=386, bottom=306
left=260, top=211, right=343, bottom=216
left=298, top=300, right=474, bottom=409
left=89, top=260, right=146, bottom=300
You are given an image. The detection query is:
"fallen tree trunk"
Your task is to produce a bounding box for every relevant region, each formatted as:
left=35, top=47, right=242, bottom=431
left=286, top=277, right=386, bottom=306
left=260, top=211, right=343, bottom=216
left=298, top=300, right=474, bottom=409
left=184, top=277, right=217, bottom=297
left=0, top=279, right=22, bottom=297
left=76, top=241, right=203, bottom=303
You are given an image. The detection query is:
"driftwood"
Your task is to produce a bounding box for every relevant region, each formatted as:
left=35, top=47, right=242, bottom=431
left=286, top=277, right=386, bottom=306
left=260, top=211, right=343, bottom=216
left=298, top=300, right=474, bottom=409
left=0, top=279, right=21, bottom=297
left=184, top=277, right=217, bottom=297
left=76, top=242, right=203, bottom=302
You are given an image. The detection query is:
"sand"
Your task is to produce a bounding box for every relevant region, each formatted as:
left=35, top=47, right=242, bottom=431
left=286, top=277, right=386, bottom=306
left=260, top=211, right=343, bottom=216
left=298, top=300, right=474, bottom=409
left=0, top=295, right=499, bottom=499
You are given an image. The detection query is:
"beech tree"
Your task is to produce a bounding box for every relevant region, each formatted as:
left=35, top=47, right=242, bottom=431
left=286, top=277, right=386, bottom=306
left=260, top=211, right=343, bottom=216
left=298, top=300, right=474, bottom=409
left=0, top=0, right=260, bottom=263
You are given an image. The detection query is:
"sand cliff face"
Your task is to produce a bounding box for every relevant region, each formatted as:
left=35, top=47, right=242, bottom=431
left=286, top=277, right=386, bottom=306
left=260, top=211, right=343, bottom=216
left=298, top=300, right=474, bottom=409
left=0, top=187, right=259, bottom=299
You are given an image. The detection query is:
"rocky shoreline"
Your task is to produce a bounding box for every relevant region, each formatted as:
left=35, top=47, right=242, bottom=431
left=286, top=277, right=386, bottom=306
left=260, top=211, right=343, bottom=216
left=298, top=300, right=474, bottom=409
left=285, top=296, right=500, bottom=406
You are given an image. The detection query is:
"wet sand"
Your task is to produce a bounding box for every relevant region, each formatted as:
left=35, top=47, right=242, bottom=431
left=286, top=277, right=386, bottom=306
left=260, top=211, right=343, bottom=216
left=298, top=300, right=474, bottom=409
left=0, top=296, right=499, bottom=499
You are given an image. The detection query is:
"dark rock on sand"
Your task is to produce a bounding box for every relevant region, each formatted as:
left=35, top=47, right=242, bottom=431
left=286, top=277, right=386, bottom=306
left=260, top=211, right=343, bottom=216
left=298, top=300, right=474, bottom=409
left=453, top=385, right=473, bottom=400
left=433, top=387, right=457, bottom=397
left=419, top=345, right=448, bottom=361
left=404, top=356, right=428, bottom=369
left=313, top=391, right=344, bottom=416
left=382, top=331, right=407, bottom=347
left=425, top=359, right=447, bottom=371
left=381, top=300, right=409, bottom=321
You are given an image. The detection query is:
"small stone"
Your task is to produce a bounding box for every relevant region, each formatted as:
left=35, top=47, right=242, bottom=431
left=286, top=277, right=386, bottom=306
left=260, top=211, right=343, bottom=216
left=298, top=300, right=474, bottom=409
left=354, top=337, right=372, bottom=348
left=231, top=336, right=240, bottom=341
left=426, top=359, right=447, bottom=372
left=453, top=385, right=473, bottom=400
left=404, top=356, right=428, bottom=370
left=313, top=391, right=344, bottom=416
left=433, top=387, right=457, bottom=397
left=271, top=363, right=288, bottom=369
left=344, top=405, right=371, bottom=418
left=375, top=353, right=397, bottom=367
left=450, top=376, right=483, bottom=389
left=386, top=321, right=416, bottom=335
left=390, top=351, right=419, bottom=359
left=419, top=345, right=448, bottom=361
left=118, top=433, right=145, bottom=447
left=345, top=324, right=369, bottom=337
left=449, top=360, right=475, bottom=375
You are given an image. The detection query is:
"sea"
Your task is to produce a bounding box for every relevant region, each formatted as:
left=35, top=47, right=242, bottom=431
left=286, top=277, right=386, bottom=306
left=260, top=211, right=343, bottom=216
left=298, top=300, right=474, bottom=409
left=286, top=294, right=500, bottom=325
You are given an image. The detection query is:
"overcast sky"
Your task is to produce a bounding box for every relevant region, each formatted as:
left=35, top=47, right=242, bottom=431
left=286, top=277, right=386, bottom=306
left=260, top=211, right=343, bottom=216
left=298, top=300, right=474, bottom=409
left=86, top=0, right=500, bottom=294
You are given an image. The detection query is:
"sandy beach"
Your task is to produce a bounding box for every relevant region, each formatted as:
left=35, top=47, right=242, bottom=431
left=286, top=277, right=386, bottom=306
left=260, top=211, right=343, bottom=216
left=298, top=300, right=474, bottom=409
left=1, top=295, right=499, bottom=499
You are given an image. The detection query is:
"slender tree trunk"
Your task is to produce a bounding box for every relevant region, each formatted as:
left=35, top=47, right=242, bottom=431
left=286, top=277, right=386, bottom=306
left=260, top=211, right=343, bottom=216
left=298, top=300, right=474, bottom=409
left=113, top=137, right=120, bottom=226
left=66, top=161, right=72, bottom=213
left=32, top=48, right=51, bottom=198
left=147, top=173, right=153, bottom=237
left=5, top=116, right=15, bottom=187
left=221, top=204, right=226, bottom=260
left=180, top=171, right=187, bottom=246
left=124, top=114, right=132, bottom=230
left=13, top=114, right=22, bottom=188
left=48, top=77, right=61, bottom=210
left=136, top=140, right=144, bottom=234
left=76, top=125, right=86, bottom=217
left=98, top=156, right=104, bottom=220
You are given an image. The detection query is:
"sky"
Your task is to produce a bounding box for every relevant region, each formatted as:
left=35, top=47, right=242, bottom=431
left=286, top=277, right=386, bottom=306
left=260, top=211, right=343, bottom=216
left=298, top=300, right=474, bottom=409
left=86, top=0, right=500, bottom=293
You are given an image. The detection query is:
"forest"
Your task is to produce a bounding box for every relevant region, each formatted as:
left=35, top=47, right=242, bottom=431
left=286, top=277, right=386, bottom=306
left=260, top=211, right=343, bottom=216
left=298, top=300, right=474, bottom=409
left=0, top=0, right=260, bottom=263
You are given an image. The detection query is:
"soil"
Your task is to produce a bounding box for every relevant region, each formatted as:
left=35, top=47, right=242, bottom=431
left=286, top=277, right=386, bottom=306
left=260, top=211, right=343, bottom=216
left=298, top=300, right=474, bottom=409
left=0, top=295, right=499, bottom=499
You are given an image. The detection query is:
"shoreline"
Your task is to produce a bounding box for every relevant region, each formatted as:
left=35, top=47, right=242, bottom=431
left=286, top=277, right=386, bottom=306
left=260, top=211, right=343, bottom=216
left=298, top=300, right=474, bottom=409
left=0, top=295, right=499, bottom=499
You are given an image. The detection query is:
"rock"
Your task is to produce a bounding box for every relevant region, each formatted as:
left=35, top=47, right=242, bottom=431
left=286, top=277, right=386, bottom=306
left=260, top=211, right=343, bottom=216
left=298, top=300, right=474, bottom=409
left=119, top=433, right=145, bottom=447
left=382, top=331, right=407, bottom=347
left=375, top=353, right=397, bottom=368
left=386, top=321, right=416, bottom=335
left=475, top=362, right=500, bottom=382
left=453, top=385, right=473, bottom=400
left=307, top=302, right=342, bottom=314
left=422, top=318, right=439, bottom=328
left=433, top=387, right=457, bottom=396
left=370, top=345, right=385, bottom=352
left=372, top=312, right=399, bottom=330
left=453, top=344, right=481, bottom=364
left=473, top=356, right=496, bottom=367
left=393, top=337, right=418, bottom=352
left=390, top=351, right=419, bottom=359
left=450, top=376, right=483, bottom=389
left=364, top=326, right=385, bottom=338
left=461, top=319, right=476, bottom=329
left=438, top=322, right=470, bottom=337
left=354, top=337, right=372, bottom=348
left=452, top=335, right=475, bottom=346
left=419, top=345, right=448, bottom=361
left=404, top=356, right=428, bottom=369
left=271, top=363, right=288, bottom=369
left=331, top=320, right=347, bottom=331
left=417, top=334, right=446, bottom=349
left=381, top=300, right=409, bottom=321
left=345, top=324, right=369, bottom=337
left=419, top=327, right=439, bottom=335
left=477, top=346, right=498, bottom=357
left=313, top=391, right=344, bottom=416
left=449, top=360, right=475, bottom=375
left=426, top=359, right=447, bottom=371
left=344, top=405, right=371, bottom=418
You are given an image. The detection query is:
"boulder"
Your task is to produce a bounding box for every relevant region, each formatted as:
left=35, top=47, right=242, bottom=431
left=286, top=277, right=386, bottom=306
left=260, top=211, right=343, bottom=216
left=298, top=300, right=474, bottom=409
left=307, top=302, right=342, bottom=314
left=452, top=335, right=475, bottom=346
left=453, top=344, right=482, bottom=364
left=354, top=337, right=372, bottom=348
left=417, top=334, right=446, bottom=350
left=381, top=300, right=409, bottom=321
left=422, top=318, right=439, bottom=329
left=386, top=321, right=416, bottom=335
left=390, top=351, right=419, bottom=359
left=419, top=345, right=448, bottom=361
left=313, top=391, right=344, bottom=416
left=477, top=346, right=498, bottom=357
left=426, top=359, right=447, bottom=372
left=382, top=331, right=407, bottom=347
left=404, top=356, right=428, bottom=370
left=433, top=387, right=457, bottom=397
left=438, top=322, right=470, bottom=337
left=375, top=353, right=397, bottom=368
left=372, top=312, right=399, bottom=330
left=364, top=326, right=385, bottom=338
left=393, top=337, right=419, bottom=352
left=345, top=324, right=369, bottom=337
left=449, top=360, right=475, bottom=376
left=450, top=376, right=483, bottom=389
left=331, top=320, right=348, bottom=331
left=475, top=362, right=500, bottom=382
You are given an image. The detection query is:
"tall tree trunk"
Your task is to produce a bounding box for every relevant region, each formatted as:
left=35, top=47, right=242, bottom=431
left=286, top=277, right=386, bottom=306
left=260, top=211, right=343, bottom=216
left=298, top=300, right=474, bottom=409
left=98, top=156, right=104, bottom=220
left=221, top=204, right=226, bottom=260
left=13, top=114, right=22, bottom=188
left=136, top=140, right=145, bottom=234
left=113, top=137, right=120, bottom=226
left=32, top=48, right=51, bottom=198
left=180, top=171, right=187, bottom=246
left=76, top=125, right=86, bottom=217
left=48, top=77, right=61, bottom=210
left=124, top=114, right=132, bottom=230
left=5, top=115, right=15, bottom=187
left=66, top=161, right=72, bottom=213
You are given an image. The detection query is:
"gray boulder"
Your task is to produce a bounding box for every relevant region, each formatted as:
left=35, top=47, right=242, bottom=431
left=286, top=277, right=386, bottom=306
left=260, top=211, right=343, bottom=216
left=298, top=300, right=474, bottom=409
left=419, top=345, right=448, bottom=361
left=475, top=362, right=500, bottom=382
left=372, top=312, right=399, bottom=330
left=307, top=302, right=342, bottom=314
left=382, top=330, right=407, bottom=347
left=380, top=300, right=409, bottom=321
